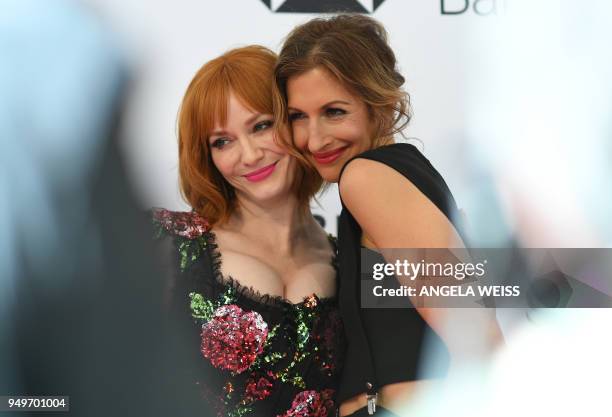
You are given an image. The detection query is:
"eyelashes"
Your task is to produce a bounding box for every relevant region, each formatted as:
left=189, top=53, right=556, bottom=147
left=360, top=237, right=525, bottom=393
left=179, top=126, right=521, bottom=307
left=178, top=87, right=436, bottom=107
left=253, top=120, right=273, bottom=132
left=209, top=119, right=274, bottom=150
left=288, top=112, right=305, bottom=122
left=288, top=108, right=347, bottom=122
left=325, top=107, right=347, bottom=117
left=211, top=138, right=230, bottom=149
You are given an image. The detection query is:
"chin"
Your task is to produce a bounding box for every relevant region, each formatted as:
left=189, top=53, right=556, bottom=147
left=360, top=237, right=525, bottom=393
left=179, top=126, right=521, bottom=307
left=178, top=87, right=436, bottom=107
left=245, top=183, right=292, bottom=204
left=316, top=166, right=341, bottom=184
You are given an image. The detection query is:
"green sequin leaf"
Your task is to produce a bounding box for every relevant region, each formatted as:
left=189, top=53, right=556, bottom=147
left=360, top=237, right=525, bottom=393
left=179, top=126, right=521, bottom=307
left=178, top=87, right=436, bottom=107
left=267, top=324, right=279, bottom=341
left=189, top=292, right=215, bottom=321
left=296, top=321, right=310, bottom=348
left=263, top=352, right=284, bottom=364
left=174, top=235, right=208, bottom=272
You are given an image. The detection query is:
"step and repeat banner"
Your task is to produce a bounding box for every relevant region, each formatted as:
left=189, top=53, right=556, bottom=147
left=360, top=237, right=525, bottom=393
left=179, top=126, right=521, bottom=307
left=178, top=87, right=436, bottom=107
left=86, top=0, right=612, bottom=247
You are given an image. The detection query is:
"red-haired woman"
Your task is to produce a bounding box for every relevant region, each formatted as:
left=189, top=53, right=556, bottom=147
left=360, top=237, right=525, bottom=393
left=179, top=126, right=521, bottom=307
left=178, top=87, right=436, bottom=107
left=153, top=46, right=344, bottom=417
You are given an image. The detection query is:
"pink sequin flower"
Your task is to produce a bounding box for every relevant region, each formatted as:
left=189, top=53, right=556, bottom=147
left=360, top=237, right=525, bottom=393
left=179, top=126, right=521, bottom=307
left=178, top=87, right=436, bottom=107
left=278, top=389, right=335, bottom=417
left=245, top=374, right=274, bottom=401
left=152, top=208, right=209, bottom=239
left=201, top=305, right=268, bottom=374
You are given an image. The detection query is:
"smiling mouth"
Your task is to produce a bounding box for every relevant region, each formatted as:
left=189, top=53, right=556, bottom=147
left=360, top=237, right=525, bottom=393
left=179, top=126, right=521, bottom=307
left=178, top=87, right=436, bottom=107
left=243, top=161, right=278, bottom=182
left=312, top=146, right=349, bottom=165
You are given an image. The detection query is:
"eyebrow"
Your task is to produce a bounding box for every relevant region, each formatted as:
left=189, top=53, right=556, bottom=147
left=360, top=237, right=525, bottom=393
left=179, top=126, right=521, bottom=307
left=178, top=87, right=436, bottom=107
left=244, top=112, right=263, bottom=126
left=209, top=112, right=269, bottom=139
left=288, top=100, right=351, bottom=112
left=208, top=129, right=227, bottom=139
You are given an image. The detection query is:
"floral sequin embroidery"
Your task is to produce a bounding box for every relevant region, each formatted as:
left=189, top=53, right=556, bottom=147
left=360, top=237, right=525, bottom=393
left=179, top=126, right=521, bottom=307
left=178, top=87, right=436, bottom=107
left=189, top=289, right=271, bottom=416
left=152, top=208, right=210, bottom=271
left=153, top=210, right=342, bottom=417
left=152, top=208, right=209, bottom=239
left=189, top=289, right=338, bottom=416
left=278, top=390, right=335, bottom=417
left=201, top=305, right=268, bottom=374
left=245, top=373, right=274, bottom=401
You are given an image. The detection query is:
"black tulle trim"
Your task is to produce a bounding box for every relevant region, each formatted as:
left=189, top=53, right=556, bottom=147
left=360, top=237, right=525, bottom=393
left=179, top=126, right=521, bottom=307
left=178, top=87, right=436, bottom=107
left=202, top=229, right=338, bottom=308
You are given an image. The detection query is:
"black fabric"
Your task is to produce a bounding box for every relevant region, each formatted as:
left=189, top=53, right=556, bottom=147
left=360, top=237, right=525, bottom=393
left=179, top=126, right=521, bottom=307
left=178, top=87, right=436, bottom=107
left=153, top=211, right=345, bottom=417
left=337, top=143, right=461, bottom=402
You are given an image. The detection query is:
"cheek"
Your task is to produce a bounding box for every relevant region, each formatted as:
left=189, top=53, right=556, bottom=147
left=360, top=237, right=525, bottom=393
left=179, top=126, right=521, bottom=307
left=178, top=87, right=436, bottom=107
left=210, top=152, right=235, bottom=179
left=263, top=131, right=289, bottom=156
left=345, top=114, right=373, bottom=147
left=332, top=120, right=364, bottom=145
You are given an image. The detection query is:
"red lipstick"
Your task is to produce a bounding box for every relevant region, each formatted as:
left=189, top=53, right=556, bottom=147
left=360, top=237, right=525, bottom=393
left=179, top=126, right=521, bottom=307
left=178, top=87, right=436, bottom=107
left=312, top=146, right=348, bottom=165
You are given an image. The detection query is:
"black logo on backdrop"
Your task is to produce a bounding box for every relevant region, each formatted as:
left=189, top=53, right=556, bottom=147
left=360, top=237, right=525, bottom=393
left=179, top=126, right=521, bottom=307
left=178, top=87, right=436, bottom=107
left=260, top=0, right=387, bottom=14
left=441, top=0, right=500, bottom=15
left=261, top=0, right=500, bottom=16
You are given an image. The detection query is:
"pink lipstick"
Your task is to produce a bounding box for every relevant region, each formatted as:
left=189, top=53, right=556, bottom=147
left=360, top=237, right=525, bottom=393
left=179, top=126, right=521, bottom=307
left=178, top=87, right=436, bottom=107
left=243, top=162, right=278, bottom=182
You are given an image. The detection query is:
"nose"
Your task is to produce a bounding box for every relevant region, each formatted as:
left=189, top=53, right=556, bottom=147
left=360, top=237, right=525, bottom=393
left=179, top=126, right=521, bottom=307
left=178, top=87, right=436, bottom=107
left=307, top=119, right=332, bottom=153
left=239, top=136, right=264, bottom=166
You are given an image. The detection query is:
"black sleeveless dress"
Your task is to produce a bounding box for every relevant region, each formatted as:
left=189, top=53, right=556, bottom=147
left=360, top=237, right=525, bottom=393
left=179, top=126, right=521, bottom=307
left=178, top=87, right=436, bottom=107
left=336, top=143, right=463, bottom=403
left=152, top=209, right=345, bottom=417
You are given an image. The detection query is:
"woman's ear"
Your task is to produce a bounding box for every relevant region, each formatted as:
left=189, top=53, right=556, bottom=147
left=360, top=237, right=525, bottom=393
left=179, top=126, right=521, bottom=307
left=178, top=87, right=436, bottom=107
left=366, top=105, right=382, bottom=147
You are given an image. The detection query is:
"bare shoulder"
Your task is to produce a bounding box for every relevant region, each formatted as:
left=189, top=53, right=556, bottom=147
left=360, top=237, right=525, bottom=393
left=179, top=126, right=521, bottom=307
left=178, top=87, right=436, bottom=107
left=338, top=157, right=428, bottom=219
left=307, top=218, right=336, bottom=253
left=339, top=157, right=414, bottom=201
left=338, top=158, right=463, bottom=248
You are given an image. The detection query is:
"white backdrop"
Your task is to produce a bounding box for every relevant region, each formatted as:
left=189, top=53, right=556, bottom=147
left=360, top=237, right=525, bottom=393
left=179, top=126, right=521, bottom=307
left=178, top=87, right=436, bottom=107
left=83, top=0, right=612, bottom=245
left=3, top=2, right=611, bottom=411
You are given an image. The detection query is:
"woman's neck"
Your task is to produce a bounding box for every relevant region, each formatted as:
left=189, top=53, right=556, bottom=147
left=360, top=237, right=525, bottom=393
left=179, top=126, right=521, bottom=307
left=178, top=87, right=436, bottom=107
left=220, top=194, right=314, bottom=256
left=376, top=136, right=395, bottom=147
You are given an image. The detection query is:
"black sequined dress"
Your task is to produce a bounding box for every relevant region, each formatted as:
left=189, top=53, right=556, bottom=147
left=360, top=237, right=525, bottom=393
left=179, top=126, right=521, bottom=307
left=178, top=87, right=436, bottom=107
left=152, top=209, right=345, bottom=417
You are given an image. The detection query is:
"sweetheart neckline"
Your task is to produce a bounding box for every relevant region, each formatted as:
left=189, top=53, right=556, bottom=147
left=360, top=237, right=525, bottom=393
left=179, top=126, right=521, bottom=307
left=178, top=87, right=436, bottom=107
left=203, top=229, right=338, bottom=308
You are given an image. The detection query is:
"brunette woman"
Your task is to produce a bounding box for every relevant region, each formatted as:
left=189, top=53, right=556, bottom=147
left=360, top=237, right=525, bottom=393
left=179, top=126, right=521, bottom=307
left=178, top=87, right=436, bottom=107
left=153, top=46, right=344, bottom=417
left=273, top=15, right=502, bottom=417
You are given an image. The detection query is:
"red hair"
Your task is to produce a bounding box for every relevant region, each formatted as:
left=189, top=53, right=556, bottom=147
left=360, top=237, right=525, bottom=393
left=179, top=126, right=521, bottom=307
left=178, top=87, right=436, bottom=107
left=178, top=46, right=321, bottom=225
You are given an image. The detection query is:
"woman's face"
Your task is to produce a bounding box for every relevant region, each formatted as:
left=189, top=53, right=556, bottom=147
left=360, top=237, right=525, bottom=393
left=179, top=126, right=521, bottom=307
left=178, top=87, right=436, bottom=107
left=286, top=66, right=374, bottom=183
left=209, top=92, right=295, bottom=206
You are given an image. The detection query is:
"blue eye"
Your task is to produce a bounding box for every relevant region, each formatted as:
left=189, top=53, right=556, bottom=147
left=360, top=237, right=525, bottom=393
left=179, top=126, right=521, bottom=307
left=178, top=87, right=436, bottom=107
left=326, top=107, right=346, bottom=117
left=211, top=138, right=230, bottom=149
left=253, top=120, right=273, bottom=133
left=288, top=112, right=305, bottom=122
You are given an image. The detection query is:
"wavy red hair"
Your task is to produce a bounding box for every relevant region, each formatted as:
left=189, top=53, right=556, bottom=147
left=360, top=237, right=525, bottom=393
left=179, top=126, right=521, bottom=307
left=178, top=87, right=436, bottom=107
left=178, top=45, right=321, bottom=226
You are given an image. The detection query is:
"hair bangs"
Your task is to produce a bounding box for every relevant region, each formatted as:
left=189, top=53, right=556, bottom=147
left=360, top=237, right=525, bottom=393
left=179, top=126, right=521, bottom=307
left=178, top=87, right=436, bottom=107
left=195, top=68, right=231, bottom=143
left=227, top=58, right=274, bottom=118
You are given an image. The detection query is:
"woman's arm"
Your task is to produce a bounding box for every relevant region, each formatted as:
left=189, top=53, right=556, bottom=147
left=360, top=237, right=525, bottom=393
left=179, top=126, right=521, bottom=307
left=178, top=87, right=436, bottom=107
left=339, top=158, right=465, bottom=249
left=339, top=158, right=504, bottom=361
